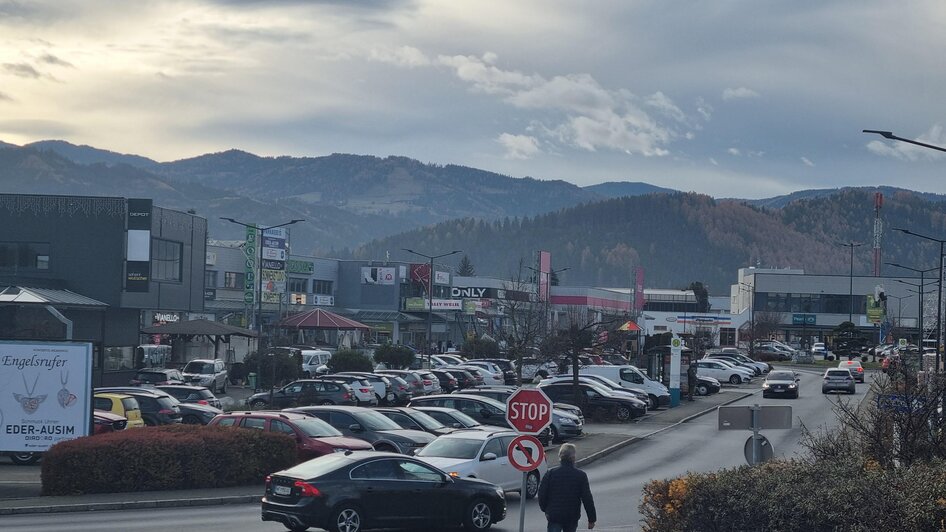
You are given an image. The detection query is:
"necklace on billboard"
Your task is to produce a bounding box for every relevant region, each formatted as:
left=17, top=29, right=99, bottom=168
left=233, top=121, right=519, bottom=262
left=15, top=373, right=46, bottom=415
left=58, top=370, right=77, bottom=408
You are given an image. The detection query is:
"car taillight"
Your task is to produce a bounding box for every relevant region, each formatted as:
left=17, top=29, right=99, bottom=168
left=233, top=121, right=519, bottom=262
left=197, top=400, right=209, bottom=405
left=294, top=480, right=322, bottom=497
left=342, top=392, right=351, bottom=399
left=858, top=367, right=864, bottom=372
left=423, top=379, right=432, bottom=386
left=399, top=385, right=407, bottom=391
left=158, top=408, right=176, bottom=415
left=361, top=388, right=372, bottom=393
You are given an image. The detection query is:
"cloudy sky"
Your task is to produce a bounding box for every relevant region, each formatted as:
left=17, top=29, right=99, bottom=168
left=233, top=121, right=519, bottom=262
left=2, top=0, right=945, bottom=198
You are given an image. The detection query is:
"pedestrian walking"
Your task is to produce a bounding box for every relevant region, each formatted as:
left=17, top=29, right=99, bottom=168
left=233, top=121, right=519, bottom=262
left=687, top=362, right=698, bottom=401
left=538, top=443, right=596, bottom=532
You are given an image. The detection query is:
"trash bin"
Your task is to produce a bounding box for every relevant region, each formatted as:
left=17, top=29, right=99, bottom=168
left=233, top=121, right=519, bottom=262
left=247, top=373, right=257, bottom=390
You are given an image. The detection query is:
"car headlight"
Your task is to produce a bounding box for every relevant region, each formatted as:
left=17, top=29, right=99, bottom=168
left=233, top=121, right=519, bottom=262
left=788, top=384, right=796, bottom=389
left=333, top=448, right=349, bottom=453
left=556, top=416, right=576, bottom=425
left=762, top=383, right=770, bottom=389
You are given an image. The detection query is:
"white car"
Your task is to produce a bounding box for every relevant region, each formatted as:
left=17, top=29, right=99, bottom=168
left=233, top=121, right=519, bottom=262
left=458, top=363, right=505, bottom=385
left=811, top=342, right=828, bottom=356
left=431, top=354, right=467, bottom=367
left=694, top=359, right=753, bottom=384
left=414, top=428, right=548, bottom=499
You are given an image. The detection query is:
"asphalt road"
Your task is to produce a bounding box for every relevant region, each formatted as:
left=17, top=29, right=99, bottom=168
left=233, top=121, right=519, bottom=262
left=0, top=368, right=864, bottom=532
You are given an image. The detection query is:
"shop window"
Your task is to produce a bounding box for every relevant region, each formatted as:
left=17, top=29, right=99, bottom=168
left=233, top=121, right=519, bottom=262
left=0, top=242, right=50, bottom=271
left=151, top=239, right=182, bottom=282
left=205, top=270, right=218, bottom=288
left=224, top=272, right=244, bottom=288
left=288, top=277, right=308, bottom=293
left=312, top=280, right=333, bottom=295
left=104, top=346, right=135, bottom=371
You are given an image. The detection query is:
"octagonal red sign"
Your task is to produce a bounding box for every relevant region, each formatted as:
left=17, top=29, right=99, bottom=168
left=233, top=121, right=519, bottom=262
left=505, top=387, right=553, bottom=435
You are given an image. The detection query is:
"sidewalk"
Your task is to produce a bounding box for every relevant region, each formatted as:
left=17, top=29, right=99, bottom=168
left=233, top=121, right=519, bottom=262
left=0, top=387, right=754, bottom=515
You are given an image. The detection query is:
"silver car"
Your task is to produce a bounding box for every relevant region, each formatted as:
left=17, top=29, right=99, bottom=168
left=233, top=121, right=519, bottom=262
left=822, top=368, right=855, bottom=394
left=181, top=359, right=228, bottom=394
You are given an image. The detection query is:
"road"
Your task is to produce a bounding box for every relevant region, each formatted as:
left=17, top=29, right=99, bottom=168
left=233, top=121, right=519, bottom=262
left=0, top=368, right=863, bottom=532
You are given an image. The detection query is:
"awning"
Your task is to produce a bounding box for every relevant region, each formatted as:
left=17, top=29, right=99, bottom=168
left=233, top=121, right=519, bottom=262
left=279, top=308, right=371, bottom=330
left=140, top=318, right=257, bottom=337
left=0, top=286, right=108, bottom=309
left=349, top=310, right=423, bottom=323
left=618, top=320, right=641, bottom=332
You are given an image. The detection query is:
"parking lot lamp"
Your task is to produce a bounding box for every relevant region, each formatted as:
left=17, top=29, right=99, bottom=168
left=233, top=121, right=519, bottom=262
left=863, top=129, right=946, bottom=153
left=402, top=248, right=462, bottom=368
left=221, top=217, right=304, bottom=392
left=892, top=229, right=946, bottom=373
left=887, top=263, right=938, bottom=344
left=838, top=242, right=863, bottom=323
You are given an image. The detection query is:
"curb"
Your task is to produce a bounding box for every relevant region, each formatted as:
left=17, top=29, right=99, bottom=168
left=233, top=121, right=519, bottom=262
left=641, top=391, right=757, bottom=439
left=0, top=494, right=259, bottom=516
left=575, top=436, right=640, bottom=467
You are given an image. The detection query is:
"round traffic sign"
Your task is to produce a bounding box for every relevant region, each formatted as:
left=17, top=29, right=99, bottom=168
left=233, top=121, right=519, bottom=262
left=744, top=434, right=774, bottom=465
left=505, top=388, right=553, bottom=435
left=507, top=435, right=545, bottom=472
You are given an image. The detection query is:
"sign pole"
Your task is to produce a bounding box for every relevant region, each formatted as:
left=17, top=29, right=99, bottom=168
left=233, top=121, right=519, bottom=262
left=750, top=404, right=760, bottom=465
left=518, top=472, right=527, bottom=532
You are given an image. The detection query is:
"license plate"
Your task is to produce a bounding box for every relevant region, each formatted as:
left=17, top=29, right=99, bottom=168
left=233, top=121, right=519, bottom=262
left=274, top=485, right=291, bottom=496
left=773, top=389, right=784, bottom=393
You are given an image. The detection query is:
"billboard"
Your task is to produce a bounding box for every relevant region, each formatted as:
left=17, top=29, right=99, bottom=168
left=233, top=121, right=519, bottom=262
left=0, top=341, right=93, bottom=452
left=125, top=198, right=152, bottom=292
left=538, top=251, right=551, bottom=302
left=634, top=267, right=646, bottom=311
left=405, top=298, right=463, bottom=311
left=362, top=267, right=396, bottom=285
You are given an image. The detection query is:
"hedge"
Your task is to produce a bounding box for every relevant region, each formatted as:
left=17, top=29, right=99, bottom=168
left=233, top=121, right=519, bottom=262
left=640, top=458, right=946, bottom=531
left=41, top=424, right=297, bottom=495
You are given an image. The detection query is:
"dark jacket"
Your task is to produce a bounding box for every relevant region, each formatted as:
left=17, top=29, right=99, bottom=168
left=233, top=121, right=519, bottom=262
left=538, top=461, right=597, bottom=525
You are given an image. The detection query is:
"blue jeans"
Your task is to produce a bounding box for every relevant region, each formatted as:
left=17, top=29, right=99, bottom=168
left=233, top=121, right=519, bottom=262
left=547, top=522, right=578, bottom=532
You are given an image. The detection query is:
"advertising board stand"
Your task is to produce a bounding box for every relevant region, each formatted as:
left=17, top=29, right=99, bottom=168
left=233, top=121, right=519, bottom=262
left=505, top=388, right=553, bottom=532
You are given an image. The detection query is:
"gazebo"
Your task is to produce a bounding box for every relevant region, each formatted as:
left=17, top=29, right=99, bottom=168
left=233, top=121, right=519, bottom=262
left=139, top=318, right=257, bottom=363
left=278, top=309, right=371, bottom=348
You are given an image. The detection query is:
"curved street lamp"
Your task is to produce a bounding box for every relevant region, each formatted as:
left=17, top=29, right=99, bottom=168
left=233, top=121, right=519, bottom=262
left=402, top=248, right=462, bottom=367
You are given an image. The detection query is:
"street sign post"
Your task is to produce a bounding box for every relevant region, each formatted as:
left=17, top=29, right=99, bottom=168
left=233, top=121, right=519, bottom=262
left=505, top=388, right=553, bottom=435
left=507, top=435, right=545, bottom=472
left=718, top=404, right=792, bottom=465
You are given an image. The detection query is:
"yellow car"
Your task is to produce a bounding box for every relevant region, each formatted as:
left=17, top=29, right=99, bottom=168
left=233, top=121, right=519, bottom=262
left=93, top=393, right=145, bottom=428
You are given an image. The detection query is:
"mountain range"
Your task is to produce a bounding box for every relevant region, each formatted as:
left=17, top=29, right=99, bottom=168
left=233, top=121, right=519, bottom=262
left=4, top=140, right=946, bottom=293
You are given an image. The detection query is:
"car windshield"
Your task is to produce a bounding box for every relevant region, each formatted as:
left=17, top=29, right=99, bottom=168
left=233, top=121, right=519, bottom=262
left=447, top=410, right=481, bottom=427
left=294, top=418, right=343, bottom=438
left=416, top=437, right=483, bottom=459
left=354, top=410, right=405, bottom=431
left=408, top=410, right=448, bottom=431
left=183, top=361, right=213, bottom=374
left=767, top=371, right=795, bottom=381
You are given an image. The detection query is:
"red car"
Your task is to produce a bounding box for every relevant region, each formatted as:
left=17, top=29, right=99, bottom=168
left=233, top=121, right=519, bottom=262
left=92, top=410, right=128, bottom=435
left=208, top=411, right=373, bottom=460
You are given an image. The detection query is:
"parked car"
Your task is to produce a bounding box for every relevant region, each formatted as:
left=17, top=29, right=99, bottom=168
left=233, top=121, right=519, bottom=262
left=601, top=353, right=630, bottom=365
left=155, top=384, right=222, bottom=408
left=838, top=360, right=865, bottom=383
left=457, top=386, right=585, bottom=441
left=337, top=372, right=397, bottom=404
left=822, top=368, right=856, bottom=394
left=692, top=375, right=722, bottom=396
left=704, top=352, right=768, bottom=375
left=414, top=406, right=488, bottom=431
left=752, top=346, right=792, bottom=362
left=376, top=406, right=464, bottom=437
left=415, top=428, right=548, bottom=499
left=460, top=361, right=508, bottom=386
left=286, top=405, right=435, bottom=454
left=579, top=365, right=671, bottom=409
left=300, top=349, right=333, bottom=377
left=383, top=374, right=414, bottom=405
left=703, top=355, right=761, bottom=376
left=811, top=342, right=828, bottom=357
left=431, top=369, right=460, bottom=393
left=516, top=357, right=558, bottom=381
left=762, top=370, right=800, bottom=399
left=416, top=370, right=444, bottom=395
left=313, top=375, right=377, bottom=406
left=441, top=368, right=479, bottom=390
left=536, top=381, right=646, bottom=422
left=542, top=375, right=649, bottom=404
left=129, top=368, right=184, bottom=386
left=694, top=359, right=753, bottom=384
left=261, top=451, right=507, bottom=532
left=431, top=354, right=468, bottom=367
left=98, top=386, right=221, bottom=425
left=93, top=392, right=145, bottom=428
left=474, top=358, right=518, bottom=385
left=409, top=394, right=551, bottom=445
left=208, top=411, right=373, bottom=460
left=376, top=369, right=428, bottom=397
left=181, top=358, right=229, bottom=393
left=95, top=387, right=182, bottom=425
left=92, top=410, right=128, bottom=435
left=246, top=379, right=357, bottom=409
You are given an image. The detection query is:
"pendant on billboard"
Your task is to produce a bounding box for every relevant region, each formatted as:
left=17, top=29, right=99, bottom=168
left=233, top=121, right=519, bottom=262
left=14, top=374, right=46, bottom=415
left=58, top=370, right=77, bottom=408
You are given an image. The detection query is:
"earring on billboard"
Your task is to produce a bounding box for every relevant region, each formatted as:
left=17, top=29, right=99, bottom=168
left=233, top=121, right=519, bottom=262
left=58, top=370, right=77, bottom=408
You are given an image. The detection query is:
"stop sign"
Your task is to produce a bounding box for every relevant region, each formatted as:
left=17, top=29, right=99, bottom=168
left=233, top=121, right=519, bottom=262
left=505, top=388, right=553, bottom=434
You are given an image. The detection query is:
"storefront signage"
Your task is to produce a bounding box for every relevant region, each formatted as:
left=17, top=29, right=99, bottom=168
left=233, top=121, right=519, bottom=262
left=262, top=247, right=287, bottom=261
left=404, top=298, right=463, bottom=311
left=362, top=267, right=396, bottom=285
left=153, top=312, right=181, bottom=323
left=314, top=295, right=334, bottom=306
left=261, top=259, right=284, bottom=271
left=205, top=251, right=216, bottom=266
left=204, top=288, right=216, bottom=300
left=125, top=198, right=152, bottom=292
left=435, top=271, right=450, bottom=284
left=262, top=236, right=286, bottom=249
left=452, top=287, right=488, bottom=298
left=243, top=225, right=257, bottom=305
left=792, top=314, right=816, bottom=325
left=287, top=260, right=314, bottom=274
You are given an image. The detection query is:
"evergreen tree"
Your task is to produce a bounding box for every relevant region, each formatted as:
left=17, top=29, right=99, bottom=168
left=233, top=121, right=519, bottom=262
left=456, top=254, right=476, bottom=276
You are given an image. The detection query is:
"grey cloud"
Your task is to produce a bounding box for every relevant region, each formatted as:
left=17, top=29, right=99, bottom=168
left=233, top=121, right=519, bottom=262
left=0, top=119, right=74, bottom=137
left=0, top=91, right=12, bottom=101
left=3, top=62, right=41, bottom=78
left=39, top=53, right=73, bottom=68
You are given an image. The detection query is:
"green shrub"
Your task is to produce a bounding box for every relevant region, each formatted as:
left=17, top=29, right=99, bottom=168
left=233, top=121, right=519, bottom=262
left=243, top=350, right=302, bottom=388
left=640, top=458, right=946, bottom=531
left=461, top=337, right=501, bottom=359
left=327, top=349, right=373, bottom=372
left=41, top=425, right=297, bottom=495
left=373, top=343, right=415, bottom=369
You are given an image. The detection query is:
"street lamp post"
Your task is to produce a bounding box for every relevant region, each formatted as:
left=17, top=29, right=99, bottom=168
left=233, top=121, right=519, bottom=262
left=402, top=248, right=462, bottom=368
left=738, top=282, right=755, bottom=356
left=863, top=129, right=946, bottom=153
left=892, top=228, right=946, bottom=374
left=887, top=262, right=938, bottom=344
left=221, top=217, right=304, bottom=392
left=886, top=294, right=911, bottom=330
left=526, top=265, right=570, bottom=334
left=839, top=241, right=863, bottom=324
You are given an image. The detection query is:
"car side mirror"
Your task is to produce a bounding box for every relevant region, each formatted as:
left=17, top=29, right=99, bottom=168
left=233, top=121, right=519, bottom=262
left=349, top=423, right=363, bottom=432
left=480, top=452, right=497, bottom=462
left=480, top=409, right=491, bottom=418
left=452, top=423, right=462, bottom=429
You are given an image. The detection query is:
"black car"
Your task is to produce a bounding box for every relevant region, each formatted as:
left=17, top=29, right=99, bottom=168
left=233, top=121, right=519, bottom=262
left=442, top=368, right=479, bottom=390
left=155, top=384, right=222, bottom=409
left=262, top=451, right=506, bottom=532
left=431, top=369, right=460, bottom=393
left=537, top=382, right=646, bottom=422
left=130, top=368, right=184, bottom=386
left=247, top=380, right=357, bottom=409
left=408, top=394, right=551, bottom=445
left=95, top=387, right=182, bottom=426
left=376, top=406, right=463, bottom=437
left=762, top=370, right=800, bottom=399
left=413, top=406, right=487, bottom=431
left=285, top=405, right=435, bottom=454
left=693, top=376, right=722, bottom=396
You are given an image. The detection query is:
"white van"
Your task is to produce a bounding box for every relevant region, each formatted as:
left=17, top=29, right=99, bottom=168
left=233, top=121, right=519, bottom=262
left=580, top=365, right=670, bottom=409
left=300, top=349, right=332, bottom=377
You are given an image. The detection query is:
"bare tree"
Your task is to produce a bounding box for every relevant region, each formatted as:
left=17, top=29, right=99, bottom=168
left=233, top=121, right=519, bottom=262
left=496, top=259, right=549, bottom=384
left=752, top=310, right=786, bottom=342
left=554, top=306, right=620, bottom=411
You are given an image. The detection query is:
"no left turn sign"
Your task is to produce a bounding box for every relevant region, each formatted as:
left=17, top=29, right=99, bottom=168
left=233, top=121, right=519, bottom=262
left=507, top=434, right=545, bottom=472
